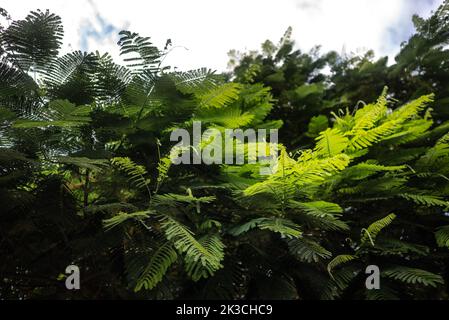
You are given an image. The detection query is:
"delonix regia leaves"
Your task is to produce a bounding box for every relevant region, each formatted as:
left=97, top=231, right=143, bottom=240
left=2, top=1, right=449, bottom=300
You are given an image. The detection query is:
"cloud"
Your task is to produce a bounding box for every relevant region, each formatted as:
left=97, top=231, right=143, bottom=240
left=383, top=0, right=440, bottom=58
left=1, top=0, right=445, bottom=71
left=296, top=0, right=323, bottom=10
left=77, top=0, right=127, bottom=62
left=79, top=13, right=121, bottom=52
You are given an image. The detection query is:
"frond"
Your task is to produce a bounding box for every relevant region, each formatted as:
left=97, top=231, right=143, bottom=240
left=288, top=237, right=332, bottom=263
left=117, top=30, right=162, bottom=72
left=157, top=214, right=224, bottom=281
left=152, top=192, right=216, bottom=208
left=43, top=51, right=98, bottom=104
left=1, top=9, right=63, bottom=71
left=188, top=234, right=225, bottom=281
left=436, top=132, right=449, bottom=145
left=340, top=161, right=406, bottom=181
left=197, top=83, right=242, bottom=109
left=351, top=89, right=388, bottom=132
left=156, top=153, right=172, bottom=185
left=13, top=99, right=91, bottom=128
left=314, top=128, right=348, bottom=157
left=0, top=57, right=38, bottom=108
left=110, top=157, right=151, bottom=191
left=365, top=286, right=399, bottom=300
left=121, top=69, right=158, bottom=106
left=243, top=151, right=350, bottom=197
left=134, top=242, right=178, bottom=291
left=228, top=218, right=264, bottom=236
left=289, top=200, right=349, bottom=231
left=56, top=156, right=109, bottom=171
left=360, top=213, right=396, bottom=246
left=238, top=84, right=275, bottom=126
left=289, top=200, right=343, bottom=216
left=339, top=176, right=408, bottom=197
left=94, top=52, right=132, bottom=104
left=399, top=193, right=449, bottom=208
left=257, top=218, right=302, bottom=239
left=229, top=217, right=302, bottom=239
left=194, top=105, right=254, bottom=128
left=389, top=94, right=434, bottom=122
left=382, top=266, right=444, bottom=287
left=103, top=210, right=151, bottom=230
left=342, top=93, right=434, bottom=151
left=327, top=254, right=357, bottom=276
left=322, top=266, right=361, bottom=300
left=382, top=118, right=433, bottom=145
left=290, top=153, right=351, bottom=186
left=349, top=120, right=397, bottom=150
left=169, top=68, right=220, bottom=94
left=373, top=238, right=429, bottom=257
left=435, top=225, right=449, bottom=248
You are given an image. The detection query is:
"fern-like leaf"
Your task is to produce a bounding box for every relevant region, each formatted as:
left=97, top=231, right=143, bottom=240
left=399, top=193, right=449, bottom=208
left=134, top=242, right=178, bottom=292
left=157, top=214, right=224, bottom=280
left=383, top=266, right=444, bottom=287
left=111, top=157, right=151, bottom=191
left=1, top=9, right=63, bottom=71
left=118, top=30, right=162, bottom=72
left=288, top=237, right=332, bottom=263
left=289, top=200, right=349, bottom=231
left=197, top=83, right=242, bottom=109
left=327, top=254, right=357, bottom=276
left=229, top=217, right=302, bottom=239
left=314, top=128, right=348, bottom=157
left=361, top=213, right=396, bottom=246
left=103, top=211, right=151, bottom=230
left=435, top=225, right=449, bottom=248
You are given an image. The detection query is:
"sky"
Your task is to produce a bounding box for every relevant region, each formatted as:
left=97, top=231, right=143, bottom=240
left=1, top=0, right=444, bottom=71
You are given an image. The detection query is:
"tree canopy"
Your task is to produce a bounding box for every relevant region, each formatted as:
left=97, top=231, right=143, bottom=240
left=1, top=2, right=449, bottom=300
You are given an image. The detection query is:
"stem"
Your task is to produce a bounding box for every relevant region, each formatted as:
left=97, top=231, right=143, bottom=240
left=83, top=168, right=90, bottom=208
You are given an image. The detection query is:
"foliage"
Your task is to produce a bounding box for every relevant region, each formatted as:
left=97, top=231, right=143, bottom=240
left=2, top=3, right=449, bottom=300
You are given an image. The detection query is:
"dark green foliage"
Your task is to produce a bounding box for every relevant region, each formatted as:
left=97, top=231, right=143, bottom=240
left=229, top=1, right=449, bottom=150
left=2, top=3, right=449, bottom=300
left=1, top=9, right=63, bottom=72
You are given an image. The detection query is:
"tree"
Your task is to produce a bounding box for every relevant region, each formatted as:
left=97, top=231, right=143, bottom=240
left=1, top=4, right=449, bottom=300
left=228, top=1, right=449, bottom=151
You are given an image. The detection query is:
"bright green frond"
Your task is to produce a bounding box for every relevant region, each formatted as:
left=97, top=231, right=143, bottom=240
left=314, top=128, right=349, bottom=157
left=197, top=83, right=242, bottom=109
left=361, top=213, right=396, bottom=246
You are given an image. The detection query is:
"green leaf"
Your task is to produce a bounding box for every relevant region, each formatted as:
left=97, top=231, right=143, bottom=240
left=435, top=226, right=449, bottom=248
left=383, top=267, right=444, bottom=287
left=229, top=217, right=302, bottom=239
left=197, top=83, right=242, bottom=109
left=314, top=128, right=349, bottom=157
left=134, top=242, right=178, bottom=292
left=327, top=254, right=357, bottom=276
left=361, top=213, right=396, bottom=246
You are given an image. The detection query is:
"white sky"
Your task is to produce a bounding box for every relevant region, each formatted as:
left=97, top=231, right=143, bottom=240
left=1, top=0, right=444, bottom=71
